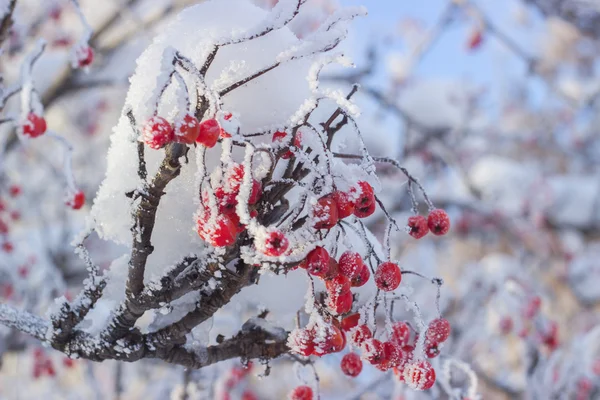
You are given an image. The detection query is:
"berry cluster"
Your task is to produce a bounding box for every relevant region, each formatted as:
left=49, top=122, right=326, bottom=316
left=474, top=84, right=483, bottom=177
left=196, top=163, right=262, bottom=248
left=142, top=114, right=233, bottom=150
left=218, top=362, right=256, bottom=400
left=289, top=311, right=451, bottom=391
left=32, top=349, right=56, bottom=379
left=312, top=181, right=377, bottom=229
left=406, top=209, right=451, bottom=239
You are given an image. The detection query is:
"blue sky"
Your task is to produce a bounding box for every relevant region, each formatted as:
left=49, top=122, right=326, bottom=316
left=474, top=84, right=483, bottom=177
left=339, top=0, right=551, bottom=110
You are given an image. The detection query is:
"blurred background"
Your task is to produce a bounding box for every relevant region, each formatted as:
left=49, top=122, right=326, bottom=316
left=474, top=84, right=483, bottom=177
left=1, top=0, right=600, bottom=398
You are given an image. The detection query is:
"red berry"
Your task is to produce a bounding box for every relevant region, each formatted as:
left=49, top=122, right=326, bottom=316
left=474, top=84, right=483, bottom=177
left=377, top=341, right=402, bottom=370
left=262, top=230, right=289, bottom=257
left=314, top=324, right=345, bottom=355
left=424, top=341, right=440, bottom=358
left=289, top=385, right=313, bottom=400
left=63, top=358, right=75, bottom=368
left=0, top=219, right=8, bottom=235
left=23, top=113, right=47, bottom=138
left=10, top=211, right=20, bottom=221
left=391, top=322, right=410, bottom=347
left=9, top=185, right=21, bottom=197
left=288, top=328, right=315, bottom=357
left=304, top=246, right=330, bottom=277
left=227, top=212, right=246, bottom=234
left=467, top=29, right=483, bottom=51
left=427, top=209, right=450, bottom=236
left=2, top=242, right=13, bottom=253
left=341, top=353, right=363, bottom=377
left=214, top=187, right=238, bottom=215
left=326, top=274, right=351, bottom=295
left=361, top=338, right=384, bottom=364
left=67, top=190, right=85, bottom=210
left=341, top=313, right=360, bottom=332
left=353, top=201, right=376, bottom=218
left=272, top=131, right=294, bottom=159
left=324, top=258, right=340, bottom=280
left=197, top=214, right=237, bottom=247
left=351, top=264, right=370, bottom=287
left=248, top=180, right=262, bottom=205
left=142, top=116, right=173, bottom=149
left=313, top=194, right=338, bottom=229
left=426, top=318, right=451, bottom=344
left=77, top=46, right=94, bottom=68
left=354, top=181, right=374, bottom=207
left=174, top=113, right=200, bottom=144
left=403, top=360, right=436, bottom=390
left=338, top=251, right=364, bottom=280
left=241, top=391, right=258, bottom=400
left=407, top=215, right=429, bottom=239
left=329, top=290, right=353, bottom=315
left=333, top=191, right=355, bottom=219
left=225, top=163, right=245, bottom=193
left=375, top=262, right=402, bottom=291
left=349, top=324, right=372, bottom=346
left=197, top=118, right=220, bottom=148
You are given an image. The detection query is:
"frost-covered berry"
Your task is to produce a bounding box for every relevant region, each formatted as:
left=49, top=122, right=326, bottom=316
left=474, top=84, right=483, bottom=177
left=374, top=262, right=402, bottom=291
left=303, top=246, right=330, bottom=277
left=66, top=190, right=85, bottom=210
left=223, top=163, right=245, bottom=193
left=248, top=179, right=262, bottom=205
left=341, top=353, right=363, bottom=377
left=326, top=274, right=351, bottom=296
left=329, top=290, right=353, bottom=314
left=314, top=324, right=345, bottom=355
left=272, top=130, right=293, bottom=159
left=349, top=324, right=372, bottom=346
left=426, top=318, right=451, bottom=344
left=341, top=313, right=360, bottom=332
left=391, top=322, right=410, bottom=347
left=22, top=113, right=47, bottom=138
left=142, top=116, right=174, bottom=149
left=289, top=385, right=313, bottom=400
left=197, top=118, right=220, bottom=148
left=197, top=214, right=237, bottom=247
left=407, top=215, right=429, bottom=239
left=377, top=341, right=402, bottom=370
left=313, top=194, right=338, bottom=230
left=174, top=113, right=200, bottom=144
left=338, top=251, right=364, bottom=280
left=425, top=341, right=440, bottom=358
left=403, top=360, right=436, bottom=391
left=214, top=187, right=238, bottom=215
left=287, top=328, right=315, bottom=357
left=352, top=181, right=375, bottom=218
left=262, top=230, right=289, bottom=257
left=427, top=209, right=450, bottom=236
left=75, top=45, right=94, bottom=68
left=333, top=191, right=355, bottom=219
left=351, top=264, right=370, bottom=287
left=361, top=338, right=384, bottom=364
